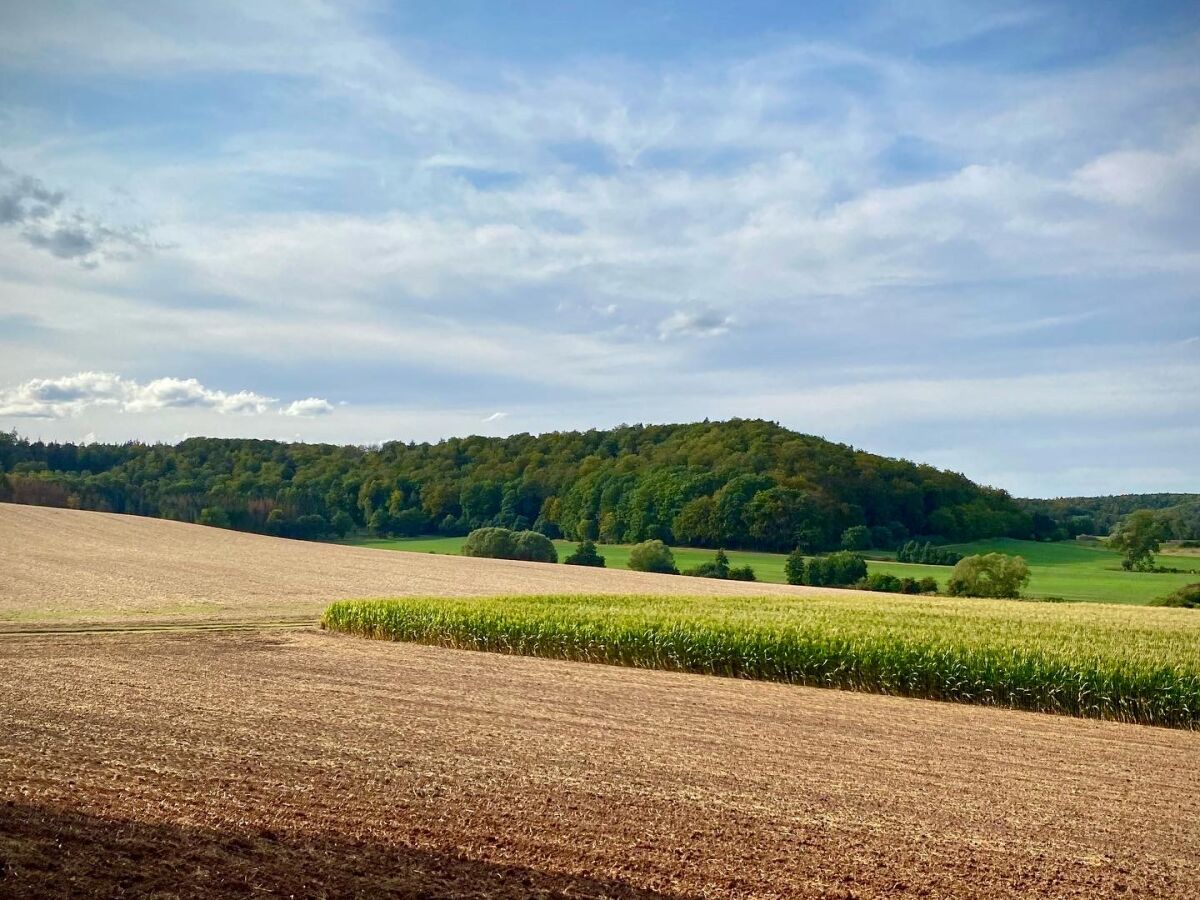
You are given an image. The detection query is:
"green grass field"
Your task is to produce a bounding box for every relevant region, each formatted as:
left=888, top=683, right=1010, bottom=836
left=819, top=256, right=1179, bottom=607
left=322, top=593, right=1200, bottom=727
left=342, top=535, right=1199, bottom=605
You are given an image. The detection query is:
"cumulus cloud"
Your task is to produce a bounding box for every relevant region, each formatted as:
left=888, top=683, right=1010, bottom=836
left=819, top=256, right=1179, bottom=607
left=0, top=164, right=152, bottom=266
left=657, top=308, right=736, bottom=340
left=0, top=371, right=127, bottom=418
left=0, top=372, right=331, bottom=419
left=281, top=397, right=334, bottom=417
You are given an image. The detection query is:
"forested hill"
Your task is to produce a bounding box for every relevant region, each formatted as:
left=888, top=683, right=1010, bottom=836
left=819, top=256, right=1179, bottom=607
left=0, top=420, right=1033, bottom=552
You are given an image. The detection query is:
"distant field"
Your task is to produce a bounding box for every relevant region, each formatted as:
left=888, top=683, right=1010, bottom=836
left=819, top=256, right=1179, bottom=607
left=324, top=592, right=1200, bottom=727
left=343, top=535, right=1200, bottom=605
left=0, top=505, right=823, bottom=628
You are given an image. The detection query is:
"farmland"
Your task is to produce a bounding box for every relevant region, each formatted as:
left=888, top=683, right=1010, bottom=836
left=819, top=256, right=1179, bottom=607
left=0, top=504, right=819, bottom=628
left=5, top=629, right=1200, bottom=898
left=323, top=593, right=1200, bottom=726
left=5, top=504, right=1200, bottom=896
left=346, top=534, right=1200, bottom=604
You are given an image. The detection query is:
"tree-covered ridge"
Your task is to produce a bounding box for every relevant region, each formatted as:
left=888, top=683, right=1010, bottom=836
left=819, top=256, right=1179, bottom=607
left=0, top=420, right=1032, bottom=550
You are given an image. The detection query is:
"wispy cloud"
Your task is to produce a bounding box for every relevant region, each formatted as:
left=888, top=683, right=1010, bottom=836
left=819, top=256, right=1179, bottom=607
left=481, top=411, right=508, bottom=422
left=0, top=164, right=154, bottom=267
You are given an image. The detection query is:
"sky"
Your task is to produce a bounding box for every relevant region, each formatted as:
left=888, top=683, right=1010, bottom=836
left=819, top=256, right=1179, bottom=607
left=0, top=0, right=1197, bottom=498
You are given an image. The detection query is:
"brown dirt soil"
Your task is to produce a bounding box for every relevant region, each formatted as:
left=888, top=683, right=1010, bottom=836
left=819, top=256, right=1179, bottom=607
left=3, top=629, right=1200, bottom=898
left=0, top=504, right=843, bottom=628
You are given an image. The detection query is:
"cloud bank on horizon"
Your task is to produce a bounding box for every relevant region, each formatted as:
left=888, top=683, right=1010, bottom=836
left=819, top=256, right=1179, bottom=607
left=0, top=1, right=1197, bottom=497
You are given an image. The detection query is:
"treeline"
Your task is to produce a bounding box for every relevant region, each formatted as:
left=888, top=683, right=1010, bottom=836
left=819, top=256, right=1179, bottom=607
left=1153, top=499, right=1200, bottom=542
left=1019, top=493, right=1200, bottom=540
left=0, top=420, right=1036, bottom=552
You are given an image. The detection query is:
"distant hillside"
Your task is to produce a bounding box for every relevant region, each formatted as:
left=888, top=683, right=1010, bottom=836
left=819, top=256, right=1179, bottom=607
left=1020, top=493, right=1200, bottom=538
left=2, top=420, right=1032, bottom=551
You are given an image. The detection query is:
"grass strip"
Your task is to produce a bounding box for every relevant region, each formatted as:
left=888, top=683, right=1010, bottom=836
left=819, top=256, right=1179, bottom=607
left=321, top=594, right=1200, bottom=728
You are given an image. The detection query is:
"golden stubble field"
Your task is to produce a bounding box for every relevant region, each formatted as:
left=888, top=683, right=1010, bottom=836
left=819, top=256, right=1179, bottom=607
left=3, top=503, right=1200, bottom=898
left=0, top=504, right=835, bottom=628
left=3, top=629, right=1200, bottom=898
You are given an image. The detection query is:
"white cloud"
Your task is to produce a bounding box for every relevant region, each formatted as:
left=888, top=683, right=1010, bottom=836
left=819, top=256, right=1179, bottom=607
left=281, top=397, right=334, bottom=417
left=0, top=372, right=329, bottom=419
left=481, top=411, right=507, bottom=422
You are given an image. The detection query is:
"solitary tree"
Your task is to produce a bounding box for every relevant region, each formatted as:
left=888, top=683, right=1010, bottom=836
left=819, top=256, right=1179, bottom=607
left=946, top=553, right=1030, bottom=598
left=785, top=547, right=806, bottom=585
left=564, top=539, right=606, bottom=567
left=628, top=539, right=678, bottom=575
left=1109, top=510, right=1163, bottom=571
left=712, top=549, right=731, bottom=579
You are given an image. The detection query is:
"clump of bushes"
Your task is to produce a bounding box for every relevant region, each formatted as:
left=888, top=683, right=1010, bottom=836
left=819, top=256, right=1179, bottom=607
left=683, top=549, right=756, bottom=582
left=1151, top=583, right=1200, bottom=609
left=784, top=550, right=867, bottom=587
left=946, top=553, right=1030, bottom=599
left=627, top=539, right=678, bottom=575
left=461, top=527, right=557, bottom=563
left=564, top=539, right=606, bottom=568
left=896, top=541, right=963, bottom=566
left=856, top=573, right=938, bottom=595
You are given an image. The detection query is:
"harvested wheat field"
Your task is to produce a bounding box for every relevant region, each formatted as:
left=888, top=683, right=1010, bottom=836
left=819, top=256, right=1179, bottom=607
left=4, top=501, right=1200, bottom=898
left=0, top=504, right=835, bottom=628
left=2, top=628, right=1199, bottom=898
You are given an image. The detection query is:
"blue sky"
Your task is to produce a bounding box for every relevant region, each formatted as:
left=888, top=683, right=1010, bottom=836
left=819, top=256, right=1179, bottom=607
left=0, top=0, right=1197, bottom=497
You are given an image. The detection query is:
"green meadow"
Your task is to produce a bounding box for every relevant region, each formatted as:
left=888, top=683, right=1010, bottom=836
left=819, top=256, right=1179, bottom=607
left=342, top=535, right=1199, bottom=606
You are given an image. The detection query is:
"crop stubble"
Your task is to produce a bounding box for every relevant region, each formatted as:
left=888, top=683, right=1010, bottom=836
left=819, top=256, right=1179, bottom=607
left=0, top=504, right=835, bottom=628
left=2, top=629, right=1199, bottom=898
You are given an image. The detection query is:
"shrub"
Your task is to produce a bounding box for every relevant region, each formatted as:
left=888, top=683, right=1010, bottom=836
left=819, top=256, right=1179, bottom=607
left=628, top=540, right=678, bottom=575
left=784, top=547, right=806, bottom=586
left=512, top=530, right=558, bottom=563
left=946, top=553, right=1030, bottom=599
left=917, top=577, right=939, bottom=594
left=684, top=549, right=731, bottom=579
left=728, top=565, right=757, bottom=582
left=1151, top=583, right=1200, bottom=609
left=805, top=552, right=868, bottom=587
left=564, top=539, right=606, bottom=567
left=861, top=572, right=902, bottom=593
left=462, top=527, right=517, bottom=559
left=825, top=551, right=868, bottom=586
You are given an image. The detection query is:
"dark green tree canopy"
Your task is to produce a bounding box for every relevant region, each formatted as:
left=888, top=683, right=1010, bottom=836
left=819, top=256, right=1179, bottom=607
left=0, top=420, right=1033, bottom=551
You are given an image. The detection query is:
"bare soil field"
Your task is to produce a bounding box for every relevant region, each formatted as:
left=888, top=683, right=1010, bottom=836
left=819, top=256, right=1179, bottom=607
left=2, top=628, right=1199, bottom=898
left=0, top=504, right=839, bottom=628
